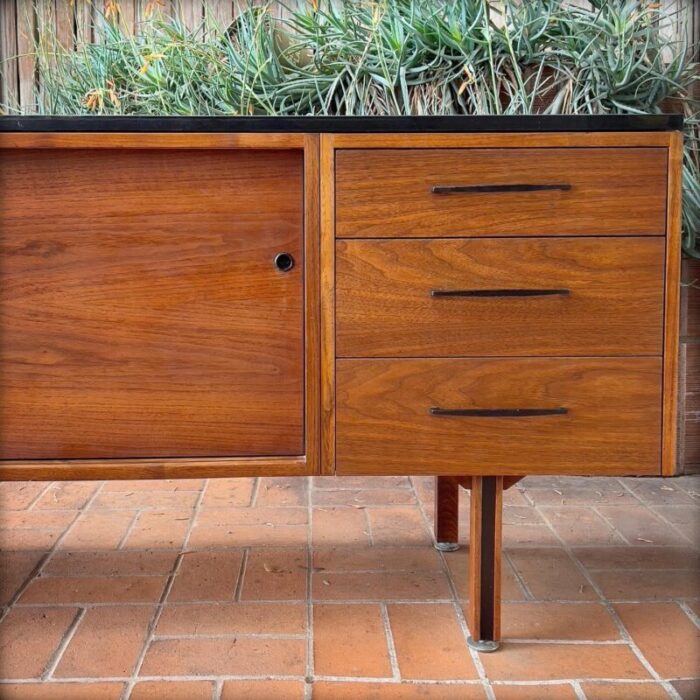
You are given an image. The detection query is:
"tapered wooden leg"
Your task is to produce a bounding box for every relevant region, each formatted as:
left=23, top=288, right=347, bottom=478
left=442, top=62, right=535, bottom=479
left=467, top=476, right=503, bottom=652
left=434, top=476, right=460, bottom=552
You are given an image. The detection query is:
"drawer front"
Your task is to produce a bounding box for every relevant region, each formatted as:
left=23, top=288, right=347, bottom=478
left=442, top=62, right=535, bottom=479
left=336, top=237, right=664, bottom=357
left=335, top=148, right=667, bottom=237
left=0, top=148, right=304, bottom=460
left=336, top=358, right=662, bottom=475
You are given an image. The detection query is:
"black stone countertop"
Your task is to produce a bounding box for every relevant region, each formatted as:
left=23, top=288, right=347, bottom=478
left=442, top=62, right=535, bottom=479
left=0, top=114, right=683, bottom=133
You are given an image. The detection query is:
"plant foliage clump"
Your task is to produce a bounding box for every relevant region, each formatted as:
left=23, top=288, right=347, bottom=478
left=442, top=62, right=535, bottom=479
left=21, top=0, right=700, bottom=256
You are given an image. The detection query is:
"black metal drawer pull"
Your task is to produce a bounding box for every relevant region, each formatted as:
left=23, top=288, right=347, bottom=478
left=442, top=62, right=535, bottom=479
left=431, top=184, right=572, bottom=194
left=430, top=407, right=568, bottom=418
left=430, top=288, right=570, bottom=298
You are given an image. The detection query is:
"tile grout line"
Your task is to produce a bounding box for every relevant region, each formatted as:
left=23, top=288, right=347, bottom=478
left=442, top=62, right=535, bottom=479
left=122, top=479, right=209, bottom=700
left=0, top=481, right=108, bottom=625
left=536, top=502, right=683, bottom=700
left=603, top=605, right=683, bottom=700
left=615, top=480, right=696, bottom=547
left=650, top=501, right=700, bottom=527
left=410, top=477, right=496, bottom=700
left=440, top=548, right=496, bottom=700
left=249, top=478, right=261, bottom=508
left=379, top=602, right=402, bottom=681
left=490, top=677, right=695, bottom=686
left=578, top=566, right=697, bottom=573
left=42, top=608, right=87, bottom=680
left=7, top=538, right=694, bottom=551
left=311, top=484, right=414, bottom=492
left=26, top=482, right=54, bottom=511
left=6, top=482, right=106, bottom=678
left=10, top=596, right=700, bottom=608
left=213, top=678, right=223, bottom=700
left=313, top=676, right=484, bottom=685
left=678, top=601, right=700, bottom=630
left=672, top=477, right=700, bottom=499
left=11, top=559, right=700, bottom=576
left=116, top=510, right=143, bottom=550
left=619, top=478, right=699, bottom=506
left=534, top=494, right=631, bottom=547
left=81, top=505, right=211, bottom=512
left=588, top=504, right=634, bottom=546
left=5, top=675, right=697, bottom=686
left=151, top=632, right=308, bottom=641
left=181, top=480, right=209, bottom=554
left=518, top=479, right=631, bottom=510
left=571, top=679, right=587, bottom=700
left=233, top=548, right=249, bottom=602
left=493, top=639, right=628, bottom=646
left=517, top=485, right=535, bottom=507
left=502, top=549, right=534, bottom=601
left=305, top=478, right=314, bottom=700
left=535, top=503, right=632, bottom=547
left=645, top=507, right=697, bottom=547
left=363, top=506, right=375, bottom=546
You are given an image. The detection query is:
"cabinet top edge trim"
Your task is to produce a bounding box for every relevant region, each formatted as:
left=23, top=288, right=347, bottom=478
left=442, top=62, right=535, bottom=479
left=0, top=132, right=675, bottom=149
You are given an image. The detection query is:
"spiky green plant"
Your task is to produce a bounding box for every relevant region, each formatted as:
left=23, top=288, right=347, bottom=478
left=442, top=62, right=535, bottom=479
left=9, top=0, right=700, bottom=255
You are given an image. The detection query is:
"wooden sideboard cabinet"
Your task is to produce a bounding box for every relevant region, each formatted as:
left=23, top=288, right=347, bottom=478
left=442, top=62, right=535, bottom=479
left=0, top=115, right=683, bottom=652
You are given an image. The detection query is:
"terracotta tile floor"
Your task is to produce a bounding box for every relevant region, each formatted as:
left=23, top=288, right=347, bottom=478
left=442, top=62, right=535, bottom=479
left=0, top=475, right=698, bottom=699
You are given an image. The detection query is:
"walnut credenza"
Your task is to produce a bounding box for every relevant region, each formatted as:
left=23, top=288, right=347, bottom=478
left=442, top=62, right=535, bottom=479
left=0, top=115, right=683, bottom=651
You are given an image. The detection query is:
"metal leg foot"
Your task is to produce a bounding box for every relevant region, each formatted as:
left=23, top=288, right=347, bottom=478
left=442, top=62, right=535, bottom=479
left=467, top=637, right=500, bottom=653
left=434, top=541, right=460, bottom=552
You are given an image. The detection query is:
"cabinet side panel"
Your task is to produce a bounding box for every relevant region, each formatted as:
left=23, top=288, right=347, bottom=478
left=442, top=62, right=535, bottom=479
left=304, top=134, right=322, bottom=474
left=663, top=131, right=684, bottom=475
left=320, top=135, right=336, bottom=474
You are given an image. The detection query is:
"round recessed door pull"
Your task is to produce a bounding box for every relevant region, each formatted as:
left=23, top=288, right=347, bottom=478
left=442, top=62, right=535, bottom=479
left=274, top=252, right=295, bottom=272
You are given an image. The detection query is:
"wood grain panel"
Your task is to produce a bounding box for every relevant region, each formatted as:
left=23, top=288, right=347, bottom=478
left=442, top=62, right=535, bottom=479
left=662, top=131, right=683, bottom=474
left=335, top=148, right=667, bottom=237
left=303, top=134, right=322, bottom=475
left=329, top=133, right=675, bottom=149
left=336, top=237, right=665, bottom=357
left=320, top=134, right=337, bottom=474
left=0, top=148, right=305, bottom=459
left=0, top=133, right=305, bottom=149
left=336, top=358, right=662, bottom=476
left=0, top=456, right=309, bottom=481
